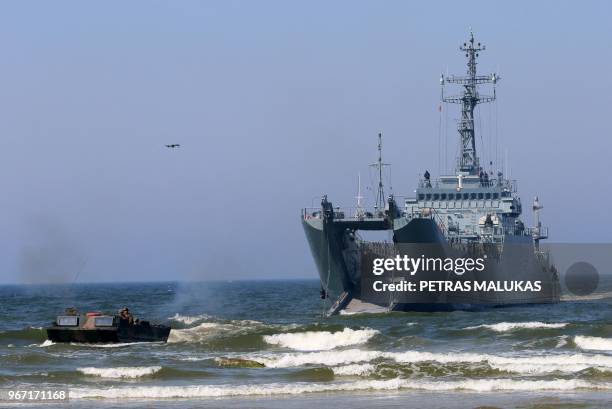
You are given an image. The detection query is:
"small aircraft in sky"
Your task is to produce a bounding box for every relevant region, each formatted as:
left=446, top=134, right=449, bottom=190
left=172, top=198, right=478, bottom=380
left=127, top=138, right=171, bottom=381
left=165, top=144, right=180, bottom=149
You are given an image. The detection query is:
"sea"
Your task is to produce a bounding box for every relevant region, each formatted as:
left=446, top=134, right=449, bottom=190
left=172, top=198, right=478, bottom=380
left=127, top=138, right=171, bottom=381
left=1, top=279, right=611, bottom=409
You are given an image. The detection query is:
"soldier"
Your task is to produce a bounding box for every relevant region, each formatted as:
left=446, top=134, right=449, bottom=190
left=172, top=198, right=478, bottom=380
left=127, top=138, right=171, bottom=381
left=119, top=307, right=134, bottom=325
left=424, top=170, right=431, bottom=187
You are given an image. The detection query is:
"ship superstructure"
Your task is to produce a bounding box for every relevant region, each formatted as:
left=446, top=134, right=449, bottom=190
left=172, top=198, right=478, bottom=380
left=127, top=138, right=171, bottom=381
left=302, top=33, right=560, bottom=314
left=399, top=31, right=525, bottom=246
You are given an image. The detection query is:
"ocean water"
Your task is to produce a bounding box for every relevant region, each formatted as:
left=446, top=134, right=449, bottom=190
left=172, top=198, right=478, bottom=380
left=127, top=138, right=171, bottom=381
left=1, top=279, right=611, bottom=408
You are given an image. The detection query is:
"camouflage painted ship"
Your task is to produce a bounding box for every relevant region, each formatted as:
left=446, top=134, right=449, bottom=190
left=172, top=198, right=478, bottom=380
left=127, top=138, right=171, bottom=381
left=302, top=32, right=560, bottom=315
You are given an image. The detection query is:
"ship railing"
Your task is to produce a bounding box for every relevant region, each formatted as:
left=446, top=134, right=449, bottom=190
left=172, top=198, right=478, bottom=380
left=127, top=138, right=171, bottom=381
left=492, top=224, right=546, bottom=238
left=477, top=223, right=536, bottom=238
left=526, top=226, right=549, bottom=239
left=302, top=208, right=318, bottom=219
left=403, top=207, right=540, bottom=240
left=500, top=179, right=518, bottom=192
left=418, top=177, right=517, bottom=192
left=302, top=207, right=386, bottom=221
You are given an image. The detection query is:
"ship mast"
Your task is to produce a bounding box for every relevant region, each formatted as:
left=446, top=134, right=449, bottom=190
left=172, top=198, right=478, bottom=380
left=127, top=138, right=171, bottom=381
left=441, top=30, right=499, bottom=175
left=355, top=173, right=365, bottom=219
left=370, top=132, right=389, bottom=210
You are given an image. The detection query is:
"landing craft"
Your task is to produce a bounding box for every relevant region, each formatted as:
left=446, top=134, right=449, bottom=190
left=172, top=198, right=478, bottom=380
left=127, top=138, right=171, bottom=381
left=46, top=308, right=171, bottom=343
left=301, top=32, right=560, bottom=315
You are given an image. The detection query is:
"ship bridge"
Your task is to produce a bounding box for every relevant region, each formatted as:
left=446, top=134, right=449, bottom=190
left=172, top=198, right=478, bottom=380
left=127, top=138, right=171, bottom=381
left=403, top=173, right=541, bottom=241
left=411, top=174, right=519, bottom=214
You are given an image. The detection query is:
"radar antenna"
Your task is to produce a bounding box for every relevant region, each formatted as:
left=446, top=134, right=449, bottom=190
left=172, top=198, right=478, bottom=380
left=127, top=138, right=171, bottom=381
left=370, top=132, right=390, bottom=210
left=440, top=30, right=499, bottom=174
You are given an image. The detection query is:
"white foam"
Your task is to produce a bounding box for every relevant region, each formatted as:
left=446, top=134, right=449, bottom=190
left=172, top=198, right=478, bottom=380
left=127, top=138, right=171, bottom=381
left=167, top=323, right=221, bottom=343
left=562, top=291, right=612, bottom=301
left=167, top=319, right=278, bottom=343
left=339, top=310, right=359, bottom=316
left=77, top=366, right=162, bottom=379
left=387, top=350, right=612, bottom=374
left=39, top=340, right=55, bottom=347
left=177, top=356, right=210, bottom=362
left=575, top=336, right=612, bottom=351
left=556, top=336, right=569, bottom=348
left=70, top=341, right=157, bottom=348
left=69, top=378, right=610, bottom=399
left=332, top=364, right=375, bottom=376
left=465, top=322, right=568, bottom=332
left=263, top=328, right=378, bottom=351
left=168, top=313, right=210, bottom=325
left=252, top=348, right=612, bottom=374
left=255, top=349, right=383, bottom=368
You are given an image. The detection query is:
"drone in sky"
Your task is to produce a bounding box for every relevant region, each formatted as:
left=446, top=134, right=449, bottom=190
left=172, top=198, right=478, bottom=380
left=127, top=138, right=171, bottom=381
left=165, top=144, right=181, bottom=149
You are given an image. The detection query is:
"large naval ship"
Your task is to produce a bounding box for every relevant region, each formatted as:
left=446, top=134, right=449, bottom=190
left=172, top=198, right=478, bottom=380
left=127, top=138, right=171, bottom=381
left=302, top=33, right=560, bottom=315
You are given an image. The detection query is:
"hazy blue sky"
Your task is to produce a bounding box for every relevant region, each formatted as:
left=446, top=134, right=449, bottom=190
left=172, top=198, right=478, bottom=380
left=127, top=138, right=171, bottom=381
left=1, top=1, right=611, bottom=283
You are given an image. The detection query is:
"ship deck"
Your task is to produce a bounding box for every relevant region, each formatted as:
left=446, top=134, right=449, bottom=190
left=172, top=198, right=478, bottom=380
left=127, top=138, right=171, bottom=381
left=329, top=218, right=389, bottom=230
left=303, top=207, right=390, bottom=231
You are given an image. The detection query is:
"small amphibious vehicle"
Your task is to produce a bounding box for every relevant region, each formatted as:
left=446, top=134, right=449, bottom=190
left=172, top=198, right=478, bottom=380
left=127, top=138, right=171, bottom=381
left=46, top=307, right=171, bottom=343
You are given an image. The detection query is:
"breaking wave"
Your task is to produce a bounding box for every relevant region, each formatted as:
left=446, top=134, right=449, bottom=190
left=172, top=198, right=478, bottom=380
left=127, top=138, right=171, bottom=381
left=574, top=336, right=612, bottom=351
left=388, top=350, right=612, bottom=375
left=250, top=348, right=612, bottom=375
left=556, top=336, right=569, bottom=348
left=167, top=319, right=295, bottom=345
left=69, top=378, right=611, bottom=399
left=39, top=340, right=55, bottom=347
left=77, top=366, right=162, bottom=379
left=465, top=322, right=568, bottom=332
left=167, top=323, right=221, bottom=343
left=263, top=328, right=379, bottom=351
left=332, top=364, right=375, bottom=376
left=255, top=349, right=382, bottom=368
left=168, top=313, right=210, bottom=325
left=70, top=342, right=158, bottom=348
left=177, top=356, right=210, bottom=362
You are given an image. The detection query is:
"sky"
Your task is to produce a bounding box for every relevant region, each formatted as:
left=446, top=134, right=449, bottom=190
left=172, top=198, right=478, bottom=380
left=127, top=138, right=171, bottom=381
left=1, top=1, right=611, bottom=284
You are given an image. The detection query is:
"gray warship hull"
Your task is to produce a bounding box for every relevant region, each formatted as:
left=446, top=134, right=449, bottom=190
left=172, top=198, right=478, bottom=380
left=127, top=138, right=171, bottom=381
left=303, top=213, right=560, bottom=313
